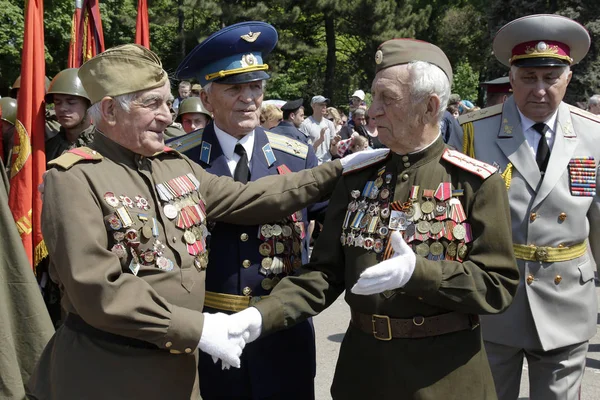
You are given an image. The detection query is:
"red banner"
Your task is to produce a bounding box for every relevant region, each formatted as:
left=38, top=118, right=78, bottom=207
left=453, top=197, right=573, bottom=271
left=135, top=0, right=150, bottom=49
left=67, top=1, right=83, bottom=68
left=68, top=0, right=105, bottom=68
left=9, top=0, right=47, bottom=268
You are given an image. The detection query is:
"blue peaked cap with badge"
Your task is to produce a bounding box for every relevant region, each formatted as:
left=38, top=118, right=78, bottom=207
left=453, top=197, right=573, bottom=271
left=175, top=21, right=278, bottom=86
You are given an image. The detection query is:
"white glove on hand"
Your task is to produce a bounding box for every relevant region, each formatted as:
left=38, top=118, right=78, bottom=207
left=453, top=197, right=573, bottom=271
left=270, top=257, right=284, bottom=274
left=198, top=312, right=246, bottom=369
left=340, top=148, right=390, bottom=170
left=228, top=307, right=263, bottom=344
left=351, top=231, right=416, bottom=295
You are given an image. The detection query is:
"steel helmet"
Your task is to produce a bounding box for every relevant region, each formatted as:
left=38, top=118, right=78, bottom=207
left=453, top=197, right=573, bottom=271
left=175, top=97, right=211, bottom=122
left=45, top=68, right=90, bottom=103
left=0, top=97, right=18, bottom=125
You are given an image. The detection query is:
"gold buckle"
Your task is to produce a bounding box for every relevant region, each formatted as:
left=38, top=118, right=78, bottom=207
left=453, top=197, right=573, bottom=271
left=372, top=314, right=392, bottom=341
left=535, top=246, right=549, bottom=261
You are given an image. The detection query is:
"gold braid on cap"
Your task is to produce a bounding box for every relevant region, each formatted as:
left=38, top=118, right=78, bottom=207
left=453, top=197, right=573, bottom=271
left=205, top=64, right=269, bottom=82
left=510, top=44, right=573, bottom=64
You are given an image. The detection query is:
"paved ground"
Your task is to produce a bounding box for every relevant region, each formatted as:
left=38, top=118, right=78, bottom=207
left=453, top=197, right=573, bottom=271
left=313, top=284, right=600, bottom=400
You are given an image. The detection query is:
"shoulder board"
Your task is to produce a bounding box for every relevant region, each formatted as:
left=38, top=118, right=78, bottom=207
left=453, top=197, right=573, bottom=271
left=442, top=148, right=497, bottom=179
left=342, top=149, right=391, bottom=175
left=265, top=131, right=308, bottom=159
left=165, top=129, right=204, bottom=153
left=458, top=103, right=503, bottom=125
left=48, top=147, right=103, bottom=170
left=567, top=104, right=600, bottom=124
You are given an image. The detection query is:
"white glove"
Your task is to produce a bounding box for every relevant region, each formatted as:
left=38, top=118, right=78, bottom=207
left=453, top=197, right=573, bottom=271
left=198, top=312, right=246, bottom=368
left=270, top=257, right=284, bottom=274
left=228, top=307, right=263, bottom=344
left=340, top=148, right=390, bottom=170
left=351, top=231, right=416, bottom=295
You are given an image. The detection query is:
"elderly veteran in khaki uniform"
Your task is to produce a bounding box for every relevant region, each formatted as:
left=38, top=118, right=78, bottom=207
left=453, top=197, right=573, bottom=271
left=227, top=39, right=519, bottom=399
left=26, top=44, right=376, bottom=400
left=448, top=14, right=600, bottom=400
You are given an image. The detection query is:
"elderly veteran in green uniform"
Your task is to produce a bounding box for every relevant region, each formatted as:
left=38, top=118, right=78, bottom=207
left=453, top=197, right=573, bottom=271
left=448, top=14, right=599, bottom=400
left=228, top=39, right=519, bottom=399
left=26, top=44, right=376, bottom=400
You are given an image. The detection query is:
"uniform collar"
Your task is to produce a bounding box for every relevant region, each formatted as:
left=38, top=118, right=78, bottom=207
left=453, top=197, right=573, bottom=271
left=213, top=123, right=255, bottom=163
left=393, top=134, right=445, bottom=171
left=91, top=128, right=153, bottom=167
left=517, top=107, right=558, bottom=135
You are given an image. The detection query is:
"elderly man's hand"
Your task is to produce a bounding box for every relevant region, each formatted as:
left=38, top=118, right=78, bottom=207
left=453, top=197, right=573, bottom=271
left=351, top=231, right=416, bottom=295
left=198, top=312, right=248, bottom=369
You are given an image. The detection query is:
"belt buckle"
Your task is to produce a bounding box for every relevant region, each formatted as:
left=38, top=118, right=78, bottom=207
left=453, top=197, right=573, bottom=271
left=372, top=314, right=392, bottom=341
left=535, top=246, right=549, bottom=261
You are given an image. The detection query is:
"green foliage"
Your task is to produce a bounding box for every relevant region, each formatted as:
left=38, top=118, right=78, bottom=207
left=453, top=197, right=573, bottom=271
left=0, top=0, right=25, bottom=90
left=452, top=60, right=480, bottom=102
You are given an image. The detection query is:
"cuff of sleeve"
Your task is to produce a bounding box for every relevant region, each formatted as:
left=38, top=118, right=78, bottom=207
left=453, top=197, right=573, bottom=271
left=401, top=257, right=442, bottom=295
left=161, top=306, right=204, bottom=354
left=253, top=296, right=286, bottom=336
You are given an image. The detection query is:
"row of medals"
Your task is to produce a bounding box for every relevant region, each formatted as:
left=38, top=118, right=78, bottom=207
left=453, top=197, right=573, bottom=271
left=257, top=212, right=304, bottom=291
left=340, top=168, right=473, bottom=261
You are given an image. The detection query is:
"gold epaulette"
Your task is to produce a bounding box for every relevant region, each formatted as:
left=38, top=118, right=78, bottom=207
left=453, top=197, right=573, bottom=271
left=442, top=148, right=497, bottom=179
left=567, top=104, right=600, bottom=124
left=458, top=103, right=503, bottom=125
left=165, top=129, right=204, bottom=153
left=48, top=147, right=103, bottom=170
left=265, top=131, right=308, bottom=159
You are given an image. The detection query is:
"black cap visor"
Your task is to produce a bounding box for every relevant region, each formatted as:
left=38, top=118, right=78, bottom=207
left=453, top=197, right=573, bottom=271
left=512, top=57, right=571, bottom=68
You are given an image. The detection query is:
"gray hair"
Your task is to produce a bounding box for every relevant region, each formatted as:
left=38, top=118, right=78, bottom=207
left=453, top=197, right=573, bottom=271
left=589, top=94, right=600, bottom=106
left=87, top=92, right=139, bottom=124
left=407, top=61, right=451, bottom=122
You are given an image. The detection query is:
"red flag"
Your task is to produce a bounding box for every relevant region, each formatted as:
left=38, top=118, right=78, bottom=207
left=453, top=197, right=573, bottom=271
left=67, top=0, right=83, bottom=68
left=135, top=0, right=150, bottom=49
left=69, top=0, right=105, bottom=68
left=8, top=0, right=47, bottom=268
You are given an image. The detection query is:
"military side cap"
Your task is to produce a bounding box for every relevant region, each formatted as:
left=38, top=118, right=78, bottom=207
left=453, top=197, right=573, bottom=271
left=480, top=76, right=512, bottom=93
left=78, top=44, right=168, bottom=104
left=374, top=39, right=453, bottom=82
left=281, top=98, right=303, bottom=111
left=493, top=14, right=590, bottom=67
left=176, top=21, right=278, bottom=86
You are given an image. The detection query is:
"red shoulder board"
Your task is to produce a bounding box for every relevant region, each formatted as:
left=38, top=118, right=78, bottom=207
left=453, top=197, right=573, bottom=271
left=68, top=147, right=100, bottom=160
left=277, top=164, right=292, bottom=175
left=442, top=148, right=497, bottom=179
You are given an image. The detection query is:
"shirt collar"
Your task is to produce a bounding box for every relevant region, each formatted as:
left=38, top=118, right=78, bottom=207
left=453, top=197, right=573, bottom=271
left=517, top=108, right=558, bottom=134
left=213, top=123, right=254, bottom=162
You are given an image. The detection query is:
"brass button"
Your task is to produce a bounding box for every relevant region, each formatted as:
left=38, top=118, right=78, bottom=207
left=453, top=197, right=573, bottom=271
left=172, top=236, right=177, bottom=243
left=242, top=287, right=252, bottom=296
left=165, top=341, right=173, bottom=348
left=184, top=348, right=192, bottom=354
left=403, top=162, right=411, bottom=168
left=558, top=212, right=567, bottom=222
left=526, top=274, right=534, bottom=285
left=242, top=259, right=251, bottom=268
left=402, top=156, right=409, bottom=162
left=401, top=174, right=409, bottom=181
left=529, top=212, right=537, bottom=222
left=554, top=275, right=562, bottom=284
left=240, top=233, right=249, bottom=242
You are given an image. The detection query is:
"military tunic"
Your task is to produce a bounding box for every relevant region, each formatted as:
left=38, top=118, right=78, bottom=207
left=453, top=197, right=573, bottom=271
left=44, top=125, right=95, bottom=165
left=27, top=129, right=342, bottom=400
left=254, top=136, right=519, bottom=399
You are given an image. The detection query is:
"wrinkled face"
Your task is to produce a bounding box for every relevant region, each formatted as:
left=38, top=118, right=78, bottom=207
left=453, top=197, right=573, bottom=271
left=181, top=112, right=209, bottom=133
left=179, top=85, right=191, bottom=98
left=111, top=81, right=173, bottom=156
left=353, top=113, right=366, bottom=127
left=291, top=107, right=305, bottom=128
left=54, top=94, right=89, bottom=129
left=510, top=66, right=571, bottom=122
left=369, top=65, right=421, bottom=151
left=202, top=81, right=263, bottom=137
left=311, top=102, right=327, bottom=118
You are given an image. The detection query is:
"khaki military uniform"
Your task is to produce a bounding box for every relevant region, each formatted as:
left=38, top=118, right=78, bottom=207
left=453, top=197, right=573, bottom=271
left=254, top=137, right=519, bottom=399
left=45, top=125, right=95, bottom=164
left=27, top=130, right=342, bottom=400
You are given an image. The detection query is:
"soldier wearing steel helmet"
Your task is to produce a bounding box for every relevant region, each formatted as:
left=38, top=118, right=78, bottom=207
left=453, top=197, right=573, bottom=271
left=175, top=96, right=212, bottom=134
left=0, top=97, right=17, bottom=173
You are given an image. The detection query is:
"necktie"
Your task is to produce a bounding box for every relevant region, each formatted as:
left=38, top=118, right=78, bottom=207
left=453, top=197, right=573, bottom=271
left=532, top=123, right=550, bottom=174
left=233, top=143, right=250, bottom=183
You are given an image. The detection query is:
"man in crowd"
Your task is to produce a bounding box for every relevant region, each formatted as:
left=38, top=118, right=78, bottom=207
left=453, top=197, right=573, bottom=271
left=27, top=42, right=372, bottom=400
left=175, top=96, right=212, bottom=134
left=338, top=107, right=367, bottom=140
left=230, top=38, right=518, bottom=399
left=270, top=98, right=308, bottom=144
left=481, top=76, right=512, bottom=107
left=588, top=94, right=600, bottom=115
left=300, top=95, right=336, bottom=163
left=348, top=89, right=366, bottom=120
left=450, top=14, right=599, bottom=400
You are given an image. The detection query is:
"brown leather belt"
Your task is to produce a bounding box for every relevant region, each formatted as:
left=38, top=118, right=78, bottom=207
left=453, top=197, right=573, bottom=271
left=350, top=309, right=480, bottom=341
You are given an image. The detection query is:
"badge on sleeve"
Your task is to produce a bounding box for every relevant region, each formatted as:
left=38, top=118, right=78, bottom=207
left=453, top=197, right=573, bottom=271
left=200, top=142, right=212, bottom=164
left=262, top=143, right=277, bottom=167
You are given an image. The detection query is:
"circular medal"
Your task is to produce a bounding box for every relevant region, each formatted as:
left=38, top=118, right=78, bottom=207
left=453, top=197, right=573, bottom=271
left=275, top=242, right=285, bottom=255
left=260, top=224, right=273, bottom=238
left=113, top=231, right=125, bottom=242
left=379, top=188, right=390, bottom=200
left=271, top=224, right=283, bottom=237
left=435, top=204, right=446, bottom=216
left=385, top=173, right=393, bottom=184
left=405, top=224, right=416, bottom=239
left=373, top=239, right=384, bottom=253
left=259, top=243, right=272, bottom=257
left=125, top=229, right=140, bottom=245
left=457, top=243, right=468, bottom=259
left=271, top=277, right=281, bottom=287
left=111, top=243, right=127, bottom=259
left=378, top=226, right=389, bottom=237
left=261, top=278, right=274, bottom=291
left=363, top=237, right=374, bottom=250
left=106, top=214, right=122, bottom=230
left=348, top=201, right=359, bottom=213
left=447, top=242, right=458, bottom=257
left=292, top=241, right=301, bottom=253
left=163, top=204, right=178, bottom=220
left=136, top=196, right=150, bottom=210
left=183, top=230, right=196, bottom=245
left=156, top=256, right=169, bottom=270
left=261, top=257, right=273, bottom=270
left=430, top=242, right=444, bottom=256
left=406, top=205, right=415, bottom=218
left=351, top=190, right=361, bottom=199
left=142, top=225, right=153, bottom=240
left=143, top=250, right=156, bottom=263
left=417, top=220, right=431, bottom=234
left=120, top=195, right=134, bottom=208
left=421, top=200, right=435, bottom=214
left=368, top=203, right=378, bottom=214
left=380, top=208, right=390, bottom=219
left=453, top=224, right=466, bottom=241
left=282, top=225, right=293, bottom=237
left=374, top=177, right=384, bottom=188
left=416, top=243, right=430, bottom=257
left=192, top=226, right=203, bottom=241
left=369, top=188, right=379, bottom=200
left=429, top=221, right=443, bottom=236
left=104, top=192, right=120, bottom=208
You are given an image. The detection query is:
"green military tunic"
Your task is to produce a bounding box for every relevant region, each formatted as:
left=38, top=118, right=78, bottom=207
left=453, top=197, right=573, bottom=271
left=27, top=129, right=342, bottom=400
left=255, top=136, right=519, bottom=399
left=44, top=125, right=95, bottom=165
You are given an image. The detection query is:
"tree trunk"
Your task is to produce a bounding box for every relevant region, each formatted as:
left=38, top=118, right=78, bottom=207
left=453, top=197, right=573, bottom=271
left=178, top=0, right=185, bottom=60
left=324, top=10, right=336, bottom=101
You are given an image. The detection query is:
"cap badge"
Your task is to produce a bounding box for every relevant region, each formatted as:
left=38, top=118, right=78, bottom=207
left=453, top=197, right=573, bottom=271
left=241, top=31, right=261, bottom=43
left=525, top=42, right=559, bottom=56
left=241, top=54, right=258, bottom=67
left=536, top=41, right=548, bottom=52
left=375, top=50, right=383, bottom=65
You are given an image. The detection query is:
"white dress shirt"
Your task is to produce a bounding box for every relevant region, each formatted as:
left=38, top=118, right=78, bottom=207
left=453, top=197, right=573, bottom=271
left=213, top=124, right=255, bottom=177
left=517, top=108, right=558, bottom=157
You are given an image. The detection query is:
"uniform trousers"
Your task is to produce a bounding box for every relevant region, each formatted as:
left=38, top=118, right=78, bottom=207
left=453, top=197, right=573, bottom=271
left=485, top=340, right=588, bottom=400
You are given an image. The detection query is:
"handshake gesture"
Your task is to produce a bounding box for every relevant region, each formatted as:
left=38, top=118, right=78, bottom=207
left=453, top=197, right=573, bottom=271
left=197, top=307, right=263, bottom=369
